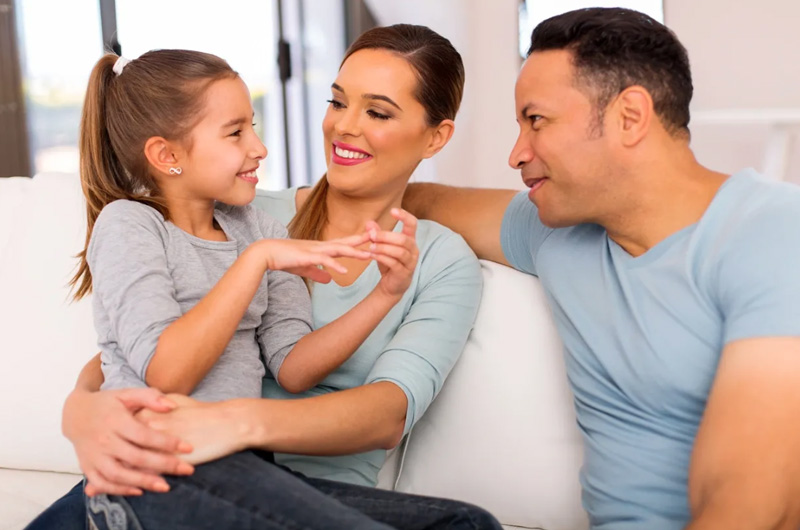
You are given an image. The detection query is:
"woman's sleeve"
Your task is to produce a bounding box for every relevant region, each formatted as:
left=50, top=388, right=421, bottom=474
left=87, top=201, right=181, bottom=380
left=364, top=231, right=483, bottom=434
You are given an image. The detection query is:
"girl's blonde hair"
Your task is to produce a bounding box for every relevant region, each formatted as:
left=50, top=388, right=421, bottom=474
left=71, top=50, right=238, bottom=300
left=288, top=24, right=464, bottom=242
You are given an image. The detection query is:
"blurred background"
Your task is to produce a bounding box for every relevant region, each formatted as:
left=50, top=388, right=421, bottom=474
left=1, top=0, right=798, bottom=189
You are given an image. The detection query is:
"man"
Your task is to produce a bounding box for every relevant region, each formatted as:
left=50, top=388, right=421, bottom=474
left=404, top=7, right=800, bottom=530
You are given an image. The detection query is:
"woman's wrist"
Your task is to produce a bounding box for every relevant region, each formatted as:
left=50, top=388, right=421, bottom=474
left=230, top=398, right=272, bottom=449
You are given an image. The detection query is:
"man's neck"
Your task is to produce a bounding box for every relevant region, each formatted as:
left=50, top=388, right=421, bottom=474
left=602, top=151, right=729, bottom=257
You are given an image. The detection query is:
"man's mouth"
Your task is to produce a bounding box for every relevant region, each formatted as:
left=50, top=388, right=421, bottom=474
left=524, top=177, right=547, bottom=198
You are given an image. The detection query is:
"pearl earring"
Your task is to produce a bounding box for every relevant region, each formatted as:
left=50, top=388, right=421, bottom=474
left=169, top=167, right=183, bottom=175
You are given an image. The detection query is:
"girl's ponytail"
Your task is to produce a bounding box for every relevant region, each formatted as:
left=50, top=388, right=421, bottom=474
left=71, top=54, right=128, bottom=300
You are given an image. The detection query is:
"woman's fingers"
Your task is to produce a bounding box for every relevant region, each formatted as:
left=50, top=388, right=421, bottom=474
left=368, top=243, right=415, bottom=269
left=391, top=208, right=418, bottom=239
left=98, top=446, right=172, bottom=493
left=124, top=411, right=193, bottom=456
left=85, top=458, right=148, bottom=497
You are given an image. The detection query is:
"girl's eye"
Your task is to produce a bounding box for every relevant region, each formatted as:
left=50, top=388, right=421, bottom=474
left=326, top=99, right=344, bottom=110
left=230, top=129, right=242, bottom=137
left=367, top=110, right=391, bottom=121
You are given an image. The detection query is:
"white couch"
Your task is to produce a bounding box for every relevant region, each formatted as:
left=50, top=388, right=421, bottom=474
left=0, top=173, right=588, bottom=530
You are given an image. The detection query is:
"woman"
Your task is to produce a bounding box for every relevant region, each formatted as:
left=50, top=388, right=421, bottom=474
left=29, top=24, right=493, bottom=529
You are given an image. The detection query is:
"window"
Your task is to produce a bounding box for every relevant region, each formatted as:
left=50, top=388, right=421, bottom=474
left=15, top=0, right=103, bottom=175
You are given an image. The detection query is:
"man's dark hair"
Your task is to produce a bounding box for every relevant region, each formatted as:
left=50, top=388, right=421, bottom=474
left=528, top=7, right=693, bottom=136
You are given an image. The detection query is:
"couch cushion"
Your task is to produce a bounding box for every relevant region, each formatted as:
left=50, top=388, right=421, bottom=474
left=0, top=468, right=82, bottom=530
left=395, top=261, right=588, bottom=530
left=0, top=174, right=92, bottom=474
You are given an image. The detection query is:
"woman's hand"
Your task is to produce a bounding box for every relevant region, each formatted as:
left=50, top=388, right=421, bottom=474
left=255, top=234, right=371, bottom=283
left=136, top=395, right=253, bottom=466
left=62, top=387, right=194, bottom=496
left=367, top=208, right=420, bottom=298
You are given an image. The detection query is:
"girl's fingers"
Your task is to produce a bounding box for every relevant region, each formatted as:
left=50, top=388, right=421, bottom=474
left=319, top=244, right=371, bottom=260
left=332, top=232, right=371, bottom=247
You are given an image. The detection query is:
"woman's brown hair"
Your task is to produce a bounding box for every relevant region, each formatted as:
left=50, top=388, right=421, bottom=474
left=288, top=24, right=465, bottom=241
left=70, top=50, right=238, bottom=300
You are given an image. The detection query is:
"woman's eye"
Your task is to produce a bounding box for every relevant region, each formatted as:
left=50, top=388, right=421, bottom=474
left=326, top=99, right=345, bottom=110
left=367, top=110, right=390, bottom=121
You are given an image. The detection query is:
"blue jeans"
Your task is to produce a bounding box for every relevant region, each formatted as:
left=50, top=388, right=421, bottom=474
left=26, top=451, right=501, bottom=530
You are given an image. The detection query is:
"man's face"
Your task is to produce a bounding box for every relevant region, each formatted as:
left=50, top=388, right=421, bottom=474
left=509, top=50, right=618, bottom=228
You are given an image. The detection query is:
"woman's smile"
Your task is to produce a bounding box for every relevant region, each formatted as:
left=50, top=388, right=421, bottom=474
left=331, top=141, right=373, bottom=166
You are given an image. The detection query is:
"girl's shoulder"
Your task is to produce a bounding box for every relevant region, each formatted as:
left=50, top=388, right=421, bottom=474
left=95, top=199, right=166, bottom=230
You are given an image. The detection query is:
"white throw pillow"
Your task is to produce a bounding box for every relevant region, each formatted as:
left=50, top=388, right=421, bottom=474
left=0, top=174, right=91, bottom=474
left=395, top=261, right=589, bottom=530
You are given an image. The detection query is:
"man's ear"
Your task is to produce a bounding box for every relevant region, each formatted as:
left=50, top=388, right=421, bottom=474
left=143, top=136, right=181, bottom=176
left=612, top=86, right=653, bottom=147
left=422, top=119, right=455, bottom=159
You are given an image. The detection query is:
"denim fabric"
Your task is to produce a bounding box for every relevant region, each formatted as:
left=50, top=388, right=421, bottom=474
left=28, top=451, right=501, bottom=530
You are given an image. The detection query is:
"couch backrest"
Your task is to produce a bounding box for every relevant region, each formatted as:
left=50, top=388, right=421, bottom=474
left=0, top=174, right=587, bottom=529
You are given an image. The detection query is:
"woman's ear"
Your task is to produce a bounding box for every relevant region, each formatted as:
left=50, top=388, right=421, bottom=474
left=144, top=136, right=181, bottom=176
left=422, top=119, right=455, bottom=159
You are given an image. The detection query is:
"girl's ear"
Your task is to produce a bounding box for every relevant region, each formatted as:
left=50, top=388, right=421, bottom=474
left=144, top=136, right=181, bottom=176
left=421, top=119, right=455, bottom=160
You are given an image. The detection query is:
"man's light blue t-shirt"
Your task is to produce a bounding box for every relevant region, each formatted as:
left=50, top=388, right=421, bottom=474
left=253, top=188, right=482, bottom=487
left=501, top=169, right=800, bottom=529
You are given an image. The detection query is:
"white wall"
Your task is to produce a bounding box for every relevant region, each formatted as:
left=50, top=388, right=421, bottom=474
left=366, top=0, right=523, bottom=190
left=368, top=0, right=800, bottom=187
left=666, top=0, right=800, bottom=181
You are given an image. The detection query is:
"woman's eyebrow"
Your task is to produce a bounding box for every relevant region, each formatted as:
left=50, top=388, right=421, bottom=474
left=331, top=83, right=402, bottom=111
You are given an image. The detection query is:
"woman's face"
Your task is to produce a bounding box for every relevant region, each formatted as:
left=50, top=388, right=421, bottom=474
left=322, top=48, right=438, bottom=198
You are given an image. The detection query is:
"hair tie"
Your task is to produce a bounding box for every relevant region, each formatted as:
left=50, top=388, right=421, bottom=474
left=113, top=56, right=131, bottom=76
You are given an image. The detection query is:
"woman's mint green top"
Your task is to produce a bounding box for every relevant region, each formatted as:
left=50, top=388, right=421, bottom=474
left=251, top=188, right=482, bottom=486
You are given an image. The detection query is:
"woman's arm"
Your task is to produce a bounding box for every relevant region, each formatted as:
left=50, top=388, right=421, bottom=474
left=62, top=354, right=194, bottom=496
left=139, top=226, right=482, bottom=462
left=276, top=210, right=420, bottom=393
left=137, top=382, right=408, bottom=464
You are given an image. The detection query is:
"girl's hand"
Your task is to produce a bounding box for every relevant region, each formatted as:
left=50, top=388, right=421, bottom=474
left=136, top=395, right=251, bottom=466
left=256, top=235, right=371, bottom=283
left=367, top=208, right=419, bottom=298
left=62, top=387, right=195, bottom=497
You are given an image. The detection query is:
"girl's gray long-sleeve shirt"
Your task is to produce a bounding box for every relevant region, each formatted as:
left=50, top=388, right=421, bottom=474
left=88, top=199, right=313, bottom=401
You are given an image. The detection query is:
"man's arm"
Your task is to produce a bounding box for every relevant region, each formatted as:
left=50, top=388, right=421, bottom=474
left=686, top=337, right=800, bottom=529
left=403, top=183, right=516, bottom=265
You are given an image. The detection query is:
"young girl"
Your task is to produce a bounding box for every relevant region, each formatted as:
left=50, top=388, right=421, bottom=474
left=73, top=49, right=418, bottom=528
